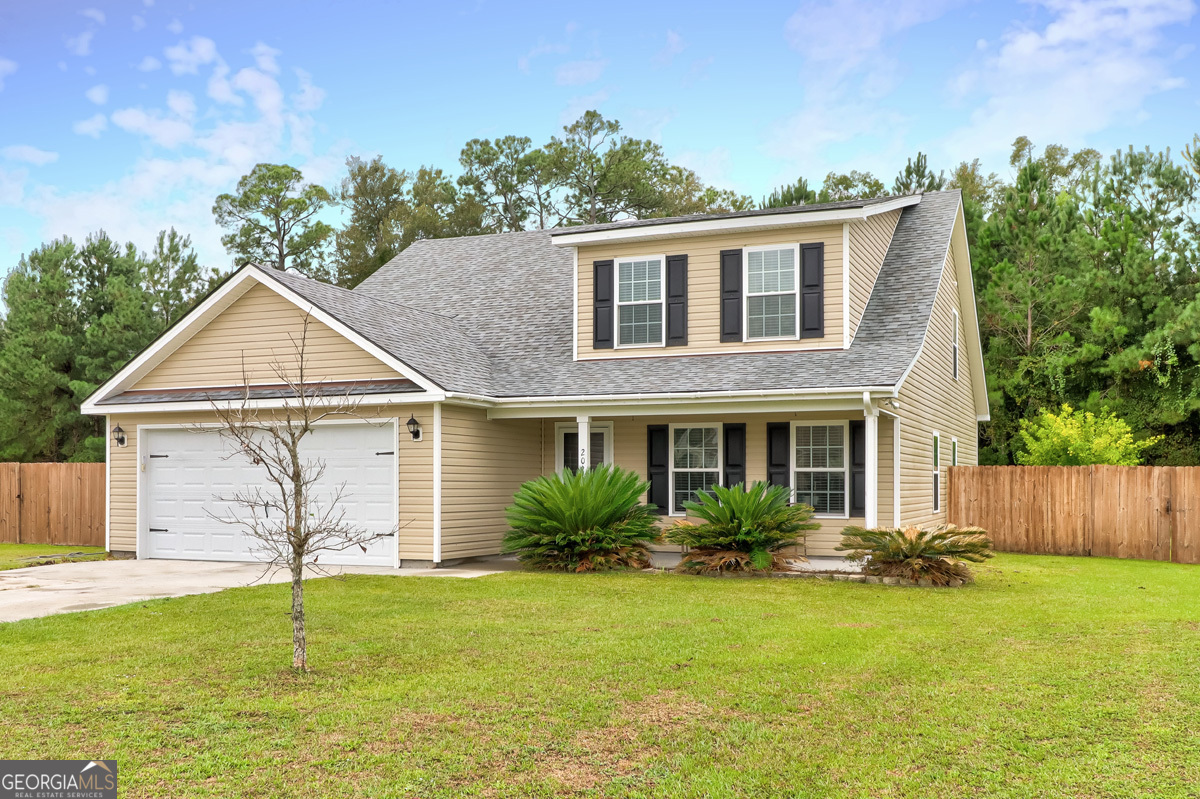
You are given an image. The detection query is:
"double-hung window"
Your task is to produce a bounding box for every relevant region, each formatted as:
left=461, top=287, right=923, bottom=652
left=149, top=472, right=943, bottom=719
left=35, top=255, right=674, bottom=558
left=670, top=424, right=721, bottom=514
left=932, top=432, right=941, bottom=512
left=745, top=245, right=798, bottom=340
left=793, top=422, right=848, bottom=517
left=616, top=256, right=664, bottom=347
left=952, top=309, right=960, bottom=380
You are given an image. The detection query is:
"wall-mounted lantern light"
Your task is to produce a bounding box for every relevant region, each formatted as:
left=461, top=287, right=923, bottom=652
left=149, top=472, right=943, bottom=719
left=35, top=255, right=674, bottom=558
left=406, top=415, right=422, bottom=442
left=111, top=424, right=128, bottom=448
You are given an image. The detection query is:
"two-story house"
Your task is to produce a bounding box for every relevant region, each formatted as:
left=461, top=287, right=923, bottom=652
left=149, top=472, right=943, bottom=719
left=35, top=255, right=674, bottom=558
left=83, top=189, right=987, bottom=566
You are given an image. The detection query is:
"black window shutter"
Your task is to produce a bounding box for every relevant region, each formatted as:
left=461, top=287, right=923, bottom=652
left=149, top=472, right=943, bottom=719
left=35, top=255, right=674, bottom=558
left=665, top=254, right=688, bottom=346
left=593, top=260, right=614, bottom=349
left=766, top=422, right=790, bottom=489
left=800, top=243, right=824, bottom=339
left=720, top=249, right=743, bottom=342
left=723, top=423, right=746, bottom=488
left=849, top=420, right=866, bottom=517
left=647, top=425, right=669, bottom=514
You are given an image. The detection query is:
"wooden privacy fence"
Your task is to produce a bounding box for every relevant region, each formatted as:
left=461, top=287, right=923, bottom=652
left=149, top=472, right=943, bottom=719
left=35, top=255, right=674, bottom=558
left=948, top=465, right=1200, bottom=564
left=0, top=463, right=106, bottom=547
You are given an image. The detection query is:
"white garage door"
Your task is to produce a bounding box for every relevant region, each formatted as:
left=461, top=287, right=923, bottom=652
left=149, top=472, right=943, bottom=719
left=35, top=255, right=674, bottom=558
left=144, top=424, right=396, bottom=566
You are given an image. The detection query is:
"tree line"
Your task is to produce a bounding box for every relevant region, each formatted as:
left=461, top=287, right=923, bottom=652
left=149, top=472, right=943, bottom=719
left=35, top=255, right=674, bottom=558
left=2, top=108, right=1198, bottom=465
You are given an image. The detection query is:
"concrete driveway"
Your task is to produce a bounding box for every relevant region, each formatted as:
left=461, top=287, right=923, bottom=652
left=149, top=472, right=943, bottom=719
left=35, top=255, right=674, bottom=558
left=0, top=558, right=513, bottom=623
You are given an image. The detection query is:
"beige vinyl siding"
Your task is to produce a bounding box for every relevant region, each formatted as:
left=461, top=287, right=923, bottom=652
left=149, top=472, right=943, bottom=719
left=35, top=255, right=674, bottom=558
left=896, top=244, right=978, bottom=528
left=542, top=412, right=890, bottom=557
left=576, top=224, right=845, bottom=358
left=133, top=283, right=401, bottom=389
left=847, top=210, right=901, bottom=341
left=439, top=404, right=542, bottom=560
left=106, top=406, right=435, bottom=559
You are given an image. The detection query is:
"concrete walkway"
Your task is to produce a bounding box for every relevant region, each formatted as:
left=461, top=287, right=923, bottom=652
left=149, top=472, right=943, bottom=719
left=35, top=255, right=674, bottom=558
left=0, top=558, right=513, bottom=623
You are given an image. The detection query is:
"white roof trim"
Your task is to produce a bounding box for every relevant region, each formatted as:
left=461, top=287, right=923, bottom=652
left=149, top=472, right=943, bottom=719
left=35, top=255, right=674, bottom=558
left=88, top=391, right=442, bottom=416
left=892, top=198, right=990, bottom=421
left=81, top=265, right=440, bottom=415
left=549, top=195, right=921, bottom=247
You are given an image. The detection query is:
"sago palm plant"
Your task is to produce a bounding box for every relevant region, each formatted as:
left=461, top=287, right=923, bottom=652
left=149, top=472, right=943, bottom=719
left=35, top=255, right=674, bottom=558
left=503, top=464, right=659, bottom=572
left=836, top=524, right=993, bottom=585
left=666, top=482, right=818, bottom=573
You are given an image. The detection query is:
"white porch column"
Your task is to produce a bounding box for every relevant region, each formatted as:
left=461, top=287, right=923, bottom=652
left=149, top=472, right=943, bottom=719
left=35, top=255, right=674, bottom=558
left=863, top=392, right=879, bottom=528
left=576, top=415, right=590, bottom=472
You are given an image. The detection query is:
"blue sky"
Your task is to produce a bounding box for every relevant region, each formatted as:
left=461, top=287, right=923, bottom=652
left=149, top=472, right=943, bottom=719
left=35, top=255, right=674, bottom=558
left=0, top=0, right=1197, bottom=276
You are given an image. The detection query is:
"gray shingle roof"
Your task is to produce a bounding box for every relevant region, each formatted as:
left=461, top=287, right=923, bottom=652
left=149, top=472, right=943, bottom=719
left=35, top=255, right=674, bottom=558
left=276, top=190, right=961, bottom=398
left=98, top=378, right=420, bottom=406
left=551, top=194, right=908, bottom=236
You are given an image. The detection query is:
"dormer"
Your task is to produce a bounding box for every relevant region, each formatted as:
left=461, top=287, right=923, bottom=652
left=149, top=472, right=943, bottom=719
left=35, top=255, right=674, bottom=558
left=552, top=195, right=918, bottom=360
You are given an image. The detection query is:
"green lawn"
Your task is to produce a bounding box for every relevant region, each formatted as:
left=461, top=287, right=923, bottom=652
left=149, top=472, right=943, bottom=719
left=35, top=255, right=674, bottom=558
left=0, top=542, right=108, bottom=570
left=1, top=554, right=1198, bottom=798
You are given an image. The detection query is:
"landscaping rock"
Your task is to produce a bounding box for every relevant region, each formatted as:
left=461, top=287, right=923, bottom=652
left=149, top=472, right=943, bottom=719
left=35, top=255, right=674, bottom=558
left=864, top=576, right=882, bottom=584
left=917, top=578, right=933, bottom=587
left=882, top=577, right=901, bottom=585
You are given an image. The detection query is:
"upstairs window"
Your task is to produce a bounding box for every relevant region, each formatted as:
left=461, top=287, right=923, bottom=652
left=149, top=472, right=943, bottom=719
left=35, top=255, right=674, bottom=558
left=616, top=256, right=664, bottom=347
left=745, top=245, right=798, bottom=340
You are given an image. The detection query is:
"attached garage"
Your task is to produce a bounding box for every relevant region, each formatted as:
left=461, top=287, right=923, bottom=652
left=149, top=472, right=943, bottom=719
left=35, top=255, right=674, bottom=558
left=141, top=423, right=398, bottom=567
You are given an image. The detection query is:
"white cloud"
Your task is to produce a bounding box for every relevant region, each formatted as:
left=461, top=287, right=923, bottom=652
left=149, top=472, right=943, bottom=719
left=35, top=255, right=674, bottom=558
left=555, top=59, right=607, bottom=86
left=292, top=68, right=325, bottom=112
left=110, top=106, right=194, bottom=148
left=207, top=62, right=241, bottom=105
left=137, top=55, right=161, bottom=71
left=654, top=30, right=685, bottom=66
left=166, top=18, right=184, bottom=34
left=761, top=0, right=963, bottom=176
left=6, top=38, right=339, bottom=271
left=132, top=15, right=146, bottom=32
left=250, top=42, right=281, bottom=74
left=80, top=8, right=105, bottom=24
left=0, top=58, right=15, bottom=91
left=166, top=89, right=197, bottom=120
left=785, top=0, right=963, bottom=76
left=560, top=90, right=609, bottom=125
left=943, top=0, right=1198, bottom=160
left=66, top=31, right=94, bottom=56
left=518, top=24, right=576, bottom=72
left=144, top=0, right=155, bottom=6
left=164, top=36, right=218, bottom=74
left=85, top=84, right=109, bottom=105
left=72, top=113, right=108, bottom=137
left=3, top=145, right=59, bottom=166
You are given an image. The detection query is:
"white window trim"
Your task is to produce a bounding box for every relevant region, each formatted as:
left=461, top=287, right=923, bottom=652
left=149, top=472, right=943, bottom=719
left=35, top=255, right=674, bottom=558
left=614, top=254, right=666, bottom=349
left=743, top=243, right=801, bottom=342
left=952, top=308, right=960, bottom=381
left=668, top=422, right=723, bottom=517
left=553, top=421, right=613, bottom=473
left=932, top=431, right=941, bottom=513
left=790, top=419, right=850, bottom=519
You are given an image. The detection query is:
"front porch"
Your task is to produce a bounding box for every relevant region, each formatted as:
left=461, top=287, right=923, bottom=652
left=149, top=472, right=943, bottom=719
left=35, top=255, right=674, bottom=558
left=493, top=401, right=898, bottom=558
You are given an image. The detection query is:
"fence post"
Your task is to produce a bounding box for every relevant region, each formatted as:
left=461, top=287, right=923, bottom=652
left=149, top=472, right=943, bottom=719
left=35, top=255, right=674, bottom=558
left=14, top=462, right=20, bottom=545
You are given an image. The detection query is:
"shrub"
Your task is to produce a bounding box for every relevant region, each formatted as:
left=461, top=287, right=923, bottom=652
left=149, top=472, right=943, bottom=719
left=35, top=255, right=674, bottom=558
left=1017, top=404, right=1162, bottom=466
left=666, top=482, right=818, bottom=573
left=837, top=525, right=994, bottom=585
left=502, top=464, right=659, bottom=572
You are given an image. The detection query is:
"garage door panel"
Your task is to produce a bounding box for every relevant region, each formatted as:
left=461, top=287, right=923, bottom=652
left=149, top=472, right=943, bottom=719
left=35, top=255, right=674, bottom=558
left=145, top=424, right=395, bottom=566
